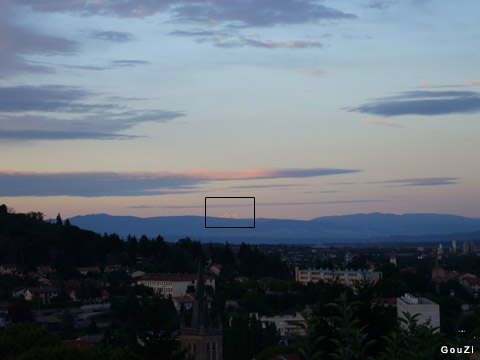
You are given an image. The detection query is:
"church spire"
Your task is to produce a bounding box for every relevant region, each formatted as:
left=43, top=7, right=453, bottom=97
left=191, top=259, right=211, bottom=329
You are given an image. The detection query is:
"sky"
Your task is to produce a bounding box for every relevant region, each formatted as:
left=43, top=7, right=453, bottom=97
left=0, top=0, right=479, bottom=220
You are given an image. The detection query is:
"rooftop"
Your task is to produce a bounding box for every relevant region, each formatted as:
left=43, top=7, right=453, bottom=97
left=140, top=273, right=214, bottom=282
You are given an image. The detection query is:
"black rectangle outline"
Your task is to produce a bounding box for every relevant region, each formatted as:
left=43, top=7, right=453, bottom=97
left=205, top=197, right=255, bottom=228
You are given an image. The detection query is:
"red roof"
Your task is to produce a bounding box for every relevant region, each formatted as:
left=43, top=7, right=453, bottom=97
left=63, top=339, right=92, bottom=349
left=372, top=297, right=397, bottom=305
left=77, top=266, right=100, bottom=273
left=140, top=273, right=214, bottom=282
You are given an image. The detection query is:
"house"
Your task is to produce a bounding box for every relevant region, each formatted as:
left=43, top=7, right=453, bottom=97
left=77, top=266, right=101, bottom=276
left=0, top=264, right=18, bottom=275
left=259, top=312, right=306, bottom=339
left=372, top=298, right=397, bottom=307
left=234, top=276, right=249, bottom=283
left=67, top=290, right=78, bottom=301
left=11, top=286, right=27, bottom=298
left=24, top=286, right=58, bottom=304
left=210, top=264, right=222, bottom=276
left=128, top=270, right=146, bottom=279
left=137, top=273, right=215, bottom=298
left=104, top=264, right=125, bottom=273
left=37, top=266, right=57, bottom=276
left=172, top=293, right=213, bottom=311
left=462, top=277, right=480, bottom=294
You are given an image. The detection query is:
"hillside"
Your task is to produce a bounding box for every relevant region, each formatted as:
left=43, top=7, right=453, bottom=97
left=69, top=212, right=480, bottom=243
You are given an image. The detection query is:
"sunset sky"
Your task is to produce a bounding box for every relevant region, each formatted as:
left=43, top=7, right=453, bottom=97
left=1, top=0, right=479, bottom=220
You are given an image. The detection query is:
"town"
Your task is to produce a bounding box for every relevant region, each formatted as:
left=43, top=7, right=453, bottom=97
left=0, top=206, right=479, bottom=359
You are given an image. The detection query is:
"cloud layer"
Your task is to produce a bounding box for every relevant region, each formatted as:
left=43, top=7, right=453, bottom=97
left=0, top=85, right=184, bottom=140
left=369, top=177, right=460, bottom=187
left=13, top=0, right=355, bottom=26
left=350, top=90, right=480, bottom=116
left=0, top=168, right=360, bottom=197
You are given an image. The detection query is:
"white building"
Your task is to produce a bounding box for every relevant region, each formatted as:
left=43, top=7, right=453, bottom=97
left=137, top=273, right=215, bottom=297
left=397, top=293, right=440, bottom=332
left=0, top=264, right=18, bottom=275
left=24, top=286, right=58, bottom=304
left=258, top=313, right=306, bottom=338
left=295, top=266, right=382, bottom=291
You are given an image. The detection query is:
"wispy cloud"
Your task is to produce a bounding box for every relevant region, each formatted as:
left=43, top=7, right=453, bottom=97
left=0, top=85, right=184, bottom=140
left=0, top=2, right=77, bottom=78
left=0, top=129, right=139, bottom=140
left=368, top=177, right=460, bottom=187
left=223, top=184, right=307, bottom=190
left=110, top=60, right=150, bottom=67
left=419, top=80, right=434, bottom=86
left=349, top=90, right=480, bottom=116
left=62, top=60, right=150, bottom=72
left=0, top=168, right=361, bottom=197
left=0, top=85, right=110, bottom=113
left=364, top=119, right=405, bottom=128
left=298, top=70, right=325, bottom=77
left=366, top=0, right=398, bottom=10
left=13, top=0, right=355, bottom=26
left=88, top=30, right=135, bottom=42
left=364, top=119, right=440, bottom=134
left=129, top=199, right=383, bottom=210
left=243, top=39, right=322, bottom=49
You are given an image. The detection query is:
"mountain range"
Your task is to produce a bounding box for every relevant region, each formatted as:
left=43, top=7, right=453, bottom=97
left=69, top=212, right=480, bottom=244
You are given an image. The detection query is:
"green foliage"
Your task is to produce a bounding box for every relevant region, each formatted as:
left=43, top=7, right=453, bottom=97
left=328, top=293, right=375, bottom=360
left=223, top=314, right=279, bottom=360
left=293, top=313, right=324, bottom=360
left=0, top=322, right=61, bottom=358
left=379, top=313, right=452, bottom=360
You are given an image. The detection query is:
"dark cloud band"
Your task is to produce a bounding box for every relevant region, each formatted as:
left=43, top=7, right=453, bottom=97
left=349, top=90, right=480, bottom=116
left=0, top=168, right=360, bottom=197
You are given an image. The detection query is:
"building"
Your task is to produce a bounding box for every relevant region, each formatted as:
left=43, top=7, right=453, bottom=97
left=77, top=266, right=101, bottom=276
left=180, top=262, right=222, bottom=360
left=295, top=266, right=382, bottom=291
left=389, top=249, right=397, bottom=267
left=210, top=264, right=222, bottom=276
left=24, top=286, right=58, bottom=304
left=137, top=273, right=215, bottom=298
left=172, top=293, right=213, bottom=312
left=0, top=264, right=18, bottom=275
left=258, top=313, right=306, bottom=338
left=463, top=241, right=475, bottom=254
left=452, top=240, right=457, bottom=252
left=397, top=293, right=440, bottom=332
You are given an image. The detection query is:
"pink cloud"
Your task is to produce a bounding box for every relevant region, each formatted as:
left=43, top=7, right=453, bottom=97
left=364, top=119, right=440, bottom=135
left=364, top=119, right=405, bottom=128
left=419, top=80, right=434, bottom=85
left=298, top=69, right=325, bottom=77
left=250, top=40, right=322, bottom=48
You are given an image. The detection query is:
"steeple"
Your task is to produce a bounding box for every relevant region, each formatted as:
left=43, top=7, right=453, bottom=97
left=191, top=259, right=211, bottom=329
left=179, top=259, right=223, bottom=359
